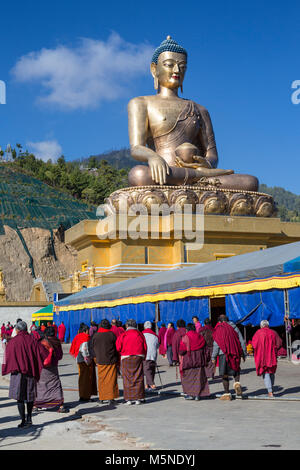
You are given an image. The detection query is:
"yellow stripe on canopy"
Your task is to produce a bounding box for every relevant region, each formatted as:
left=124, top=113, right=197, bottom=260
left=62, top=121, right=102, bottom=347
left=54, top=273, right=300, bottom=313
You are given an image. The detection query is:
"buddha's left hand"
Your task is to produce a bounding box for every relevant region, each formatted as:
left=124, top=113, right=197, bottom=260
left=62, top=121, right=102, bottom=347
left=175, top=155, right=212, bottom=169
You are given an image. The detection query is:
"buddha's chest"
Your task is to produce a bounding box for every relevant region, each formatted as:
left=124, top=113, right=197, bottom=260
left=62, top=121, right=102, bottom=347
left=147, top=99, right=188, bottom=137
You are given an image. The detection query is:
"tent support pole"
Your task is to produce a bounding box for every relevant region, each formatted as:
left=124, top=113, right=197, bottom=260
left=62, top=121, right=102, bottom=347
left=155, top=302, right=159, bottom=335
left=284, top=289, right=292, bottom=361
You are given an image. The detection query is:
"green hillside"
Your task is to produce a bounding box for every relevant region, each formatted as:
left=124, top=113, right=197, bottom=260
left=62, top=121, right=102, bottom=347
left=259, top=184, right=300, bottom=222
left=7, top=147, right=128, bottom=207
left=0, top=163, right=97, bottom=235
left=81, top=148, right=135, bottom=169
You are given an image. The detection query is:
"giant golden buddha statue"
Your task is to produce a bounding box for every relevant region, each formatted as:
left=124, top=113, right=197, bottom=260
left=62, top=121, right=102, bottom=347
left=128, top=36, right=258, bottom=191
left=104, top=37, right=275, bottom=217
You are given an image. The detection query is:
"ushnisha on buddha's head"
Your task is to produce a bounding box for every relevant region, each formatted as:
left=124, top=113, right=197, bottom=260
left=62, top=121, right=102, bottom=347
left=150, top=36, right=187, bottom=92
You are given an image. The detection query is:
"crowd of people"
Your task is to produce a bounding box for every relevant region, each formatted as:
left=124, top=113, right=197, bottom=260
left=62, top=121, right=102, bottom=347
left=0, top=313, right=296, bottom=428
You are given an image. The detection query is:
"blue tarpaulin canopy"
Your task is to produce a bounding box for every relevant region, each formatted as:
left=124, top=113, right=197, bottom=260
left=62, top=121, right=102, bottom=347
left=54, top=241, right=300, bottom=341
left=55, top=242, right=300, bottom=308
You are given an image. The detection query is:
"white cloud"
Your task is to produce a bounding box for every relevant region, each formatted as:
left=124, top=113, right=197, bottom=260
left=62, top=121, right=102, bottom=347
left=12, top=33, right=153, bottom=110
left=27, top=140, right=62, bottom=162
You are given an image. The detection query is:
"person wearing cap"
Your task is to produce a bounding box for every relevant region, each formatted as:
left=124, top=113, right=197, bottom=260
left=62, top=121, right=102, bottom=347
left=142, top=321, right=159, bottom=391
left=2, top=321, right=48, bottom=428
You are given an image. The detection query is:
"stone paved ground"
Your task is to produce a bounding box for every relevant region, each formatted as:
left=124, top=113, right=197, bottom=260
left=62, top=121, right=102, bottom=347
left=0, top=344, right=299, bottom=450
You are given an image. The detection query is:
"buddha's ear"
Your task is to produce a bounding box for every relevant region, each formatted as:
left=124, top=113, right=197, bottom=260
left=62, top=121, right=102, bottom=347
left=150, top=63, right=159, bottom=90
left=150, top=62, right=157, bottom=79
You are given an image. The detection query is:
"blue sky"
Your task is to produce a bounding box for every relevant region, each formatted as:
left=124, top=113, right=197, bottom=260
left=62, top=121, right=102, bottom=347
left=0, top=0, right=300, bottom=193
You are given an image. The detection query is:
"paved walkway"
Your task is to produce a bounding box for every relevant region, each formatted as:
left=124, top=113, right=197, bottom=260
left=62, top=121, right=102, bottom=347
left=0, top=344, right=300, bottom=450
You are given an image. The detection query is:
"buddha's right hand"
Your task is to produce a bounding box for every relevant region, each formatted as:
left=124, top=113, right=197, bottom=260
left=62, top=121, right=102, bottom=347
left=148, top=155, right=170, bottom=185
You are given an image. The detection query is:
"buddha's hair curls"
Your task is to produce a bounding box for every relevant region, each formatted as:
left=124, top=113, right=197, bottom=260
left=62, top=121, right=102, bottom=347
left=151, top=36, right=187, bottom=64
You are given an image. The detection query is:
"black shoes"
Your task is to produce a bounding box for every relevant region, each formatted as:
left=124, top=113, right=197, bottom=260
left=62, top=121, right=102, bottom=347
left=18, top=418, right=32, bottom=428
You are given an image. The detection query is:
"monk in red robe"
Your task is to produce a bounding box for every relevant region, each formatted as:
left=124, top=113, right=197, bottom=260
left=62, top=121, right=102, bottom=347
left=52, top=322, right=58, bottom=337
left=117, top=321, right=125, bottom=336
left=192, top=316, right=202, bottom=334
left=158, top=324, right=167, bottom=357
left=58, top=321, right=66, bottom=343
left=212, top=315, right=246, bottom=400
left=34, top=326, right=67, bottom=412
left=171, top=319, right=187, bottom=364
left=252, top=320, right=282, bottom=398
left=110, top=319, right=122, bottom=339
left=179, top=323, right=210, bottom=400
left=2, top=321, right=48, bottom=428
left=164, top=322, right=176, bottom=366
left=199, top=318, right=215, bottom=379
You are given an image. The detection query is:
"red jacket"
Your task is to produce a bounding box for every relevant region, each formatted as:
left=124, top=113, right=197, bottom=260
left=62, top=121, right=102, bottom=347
left=110, top=325, right=121, bottom=338
left=116, top=328, right=147, bottom=357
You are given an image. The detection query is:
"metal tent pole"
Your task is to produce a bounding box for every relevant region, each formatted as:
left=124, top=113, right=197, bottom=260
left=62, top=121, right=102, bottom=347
left=284, top=289, right=292, bottom=361
left=155, top=302, right=159, bottom=335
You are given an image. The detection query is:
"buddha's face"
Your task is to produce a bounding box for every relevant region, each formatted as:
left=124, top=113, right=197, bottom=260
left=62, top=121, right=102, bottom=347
left=151, top=51, right=187, bottom=90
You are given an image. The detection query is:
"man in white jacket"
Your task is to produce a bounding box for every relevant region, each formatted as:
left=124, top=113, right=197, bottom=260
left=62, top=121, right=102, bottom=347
left=142, top=321, right=159, bottom=391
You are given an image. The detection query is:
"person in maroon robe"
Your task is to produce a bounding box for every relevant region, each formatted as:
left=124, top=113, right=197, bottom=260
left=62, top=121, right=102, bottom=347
left=5, top=322, right=13, bottom=338
left=52, top=322, right=58, bottom=338
left=252, top=320, right=282, bottom=398
left=192, top=316, right=202, bottom=334
left=34, top=326, right=68, bottom=412
left=89, top=321, right=98, bottom=338
left=172, top=319, right=187, bottom=365
left=117, top=321, right=125, bottom=336
left=58, top=321, right=66, bottom=343
left=158, top=324, right=167, bottom=357
left=199, top=318, right=215, bottom=379
left=212, top=315, right=245, bottom=400
left=2, top=321, right=48, bottom=428
left=164, top=322, right=176, bottom=366
left=110, top=319, right=122, bottom=339
left=179, top=323, right=210, bottom=400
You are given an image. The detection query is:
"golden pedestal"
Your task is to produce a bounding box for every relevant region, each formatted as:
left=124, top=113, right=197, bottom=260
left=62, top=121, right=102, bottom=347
left=60, top=214, right=300, bottom=293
